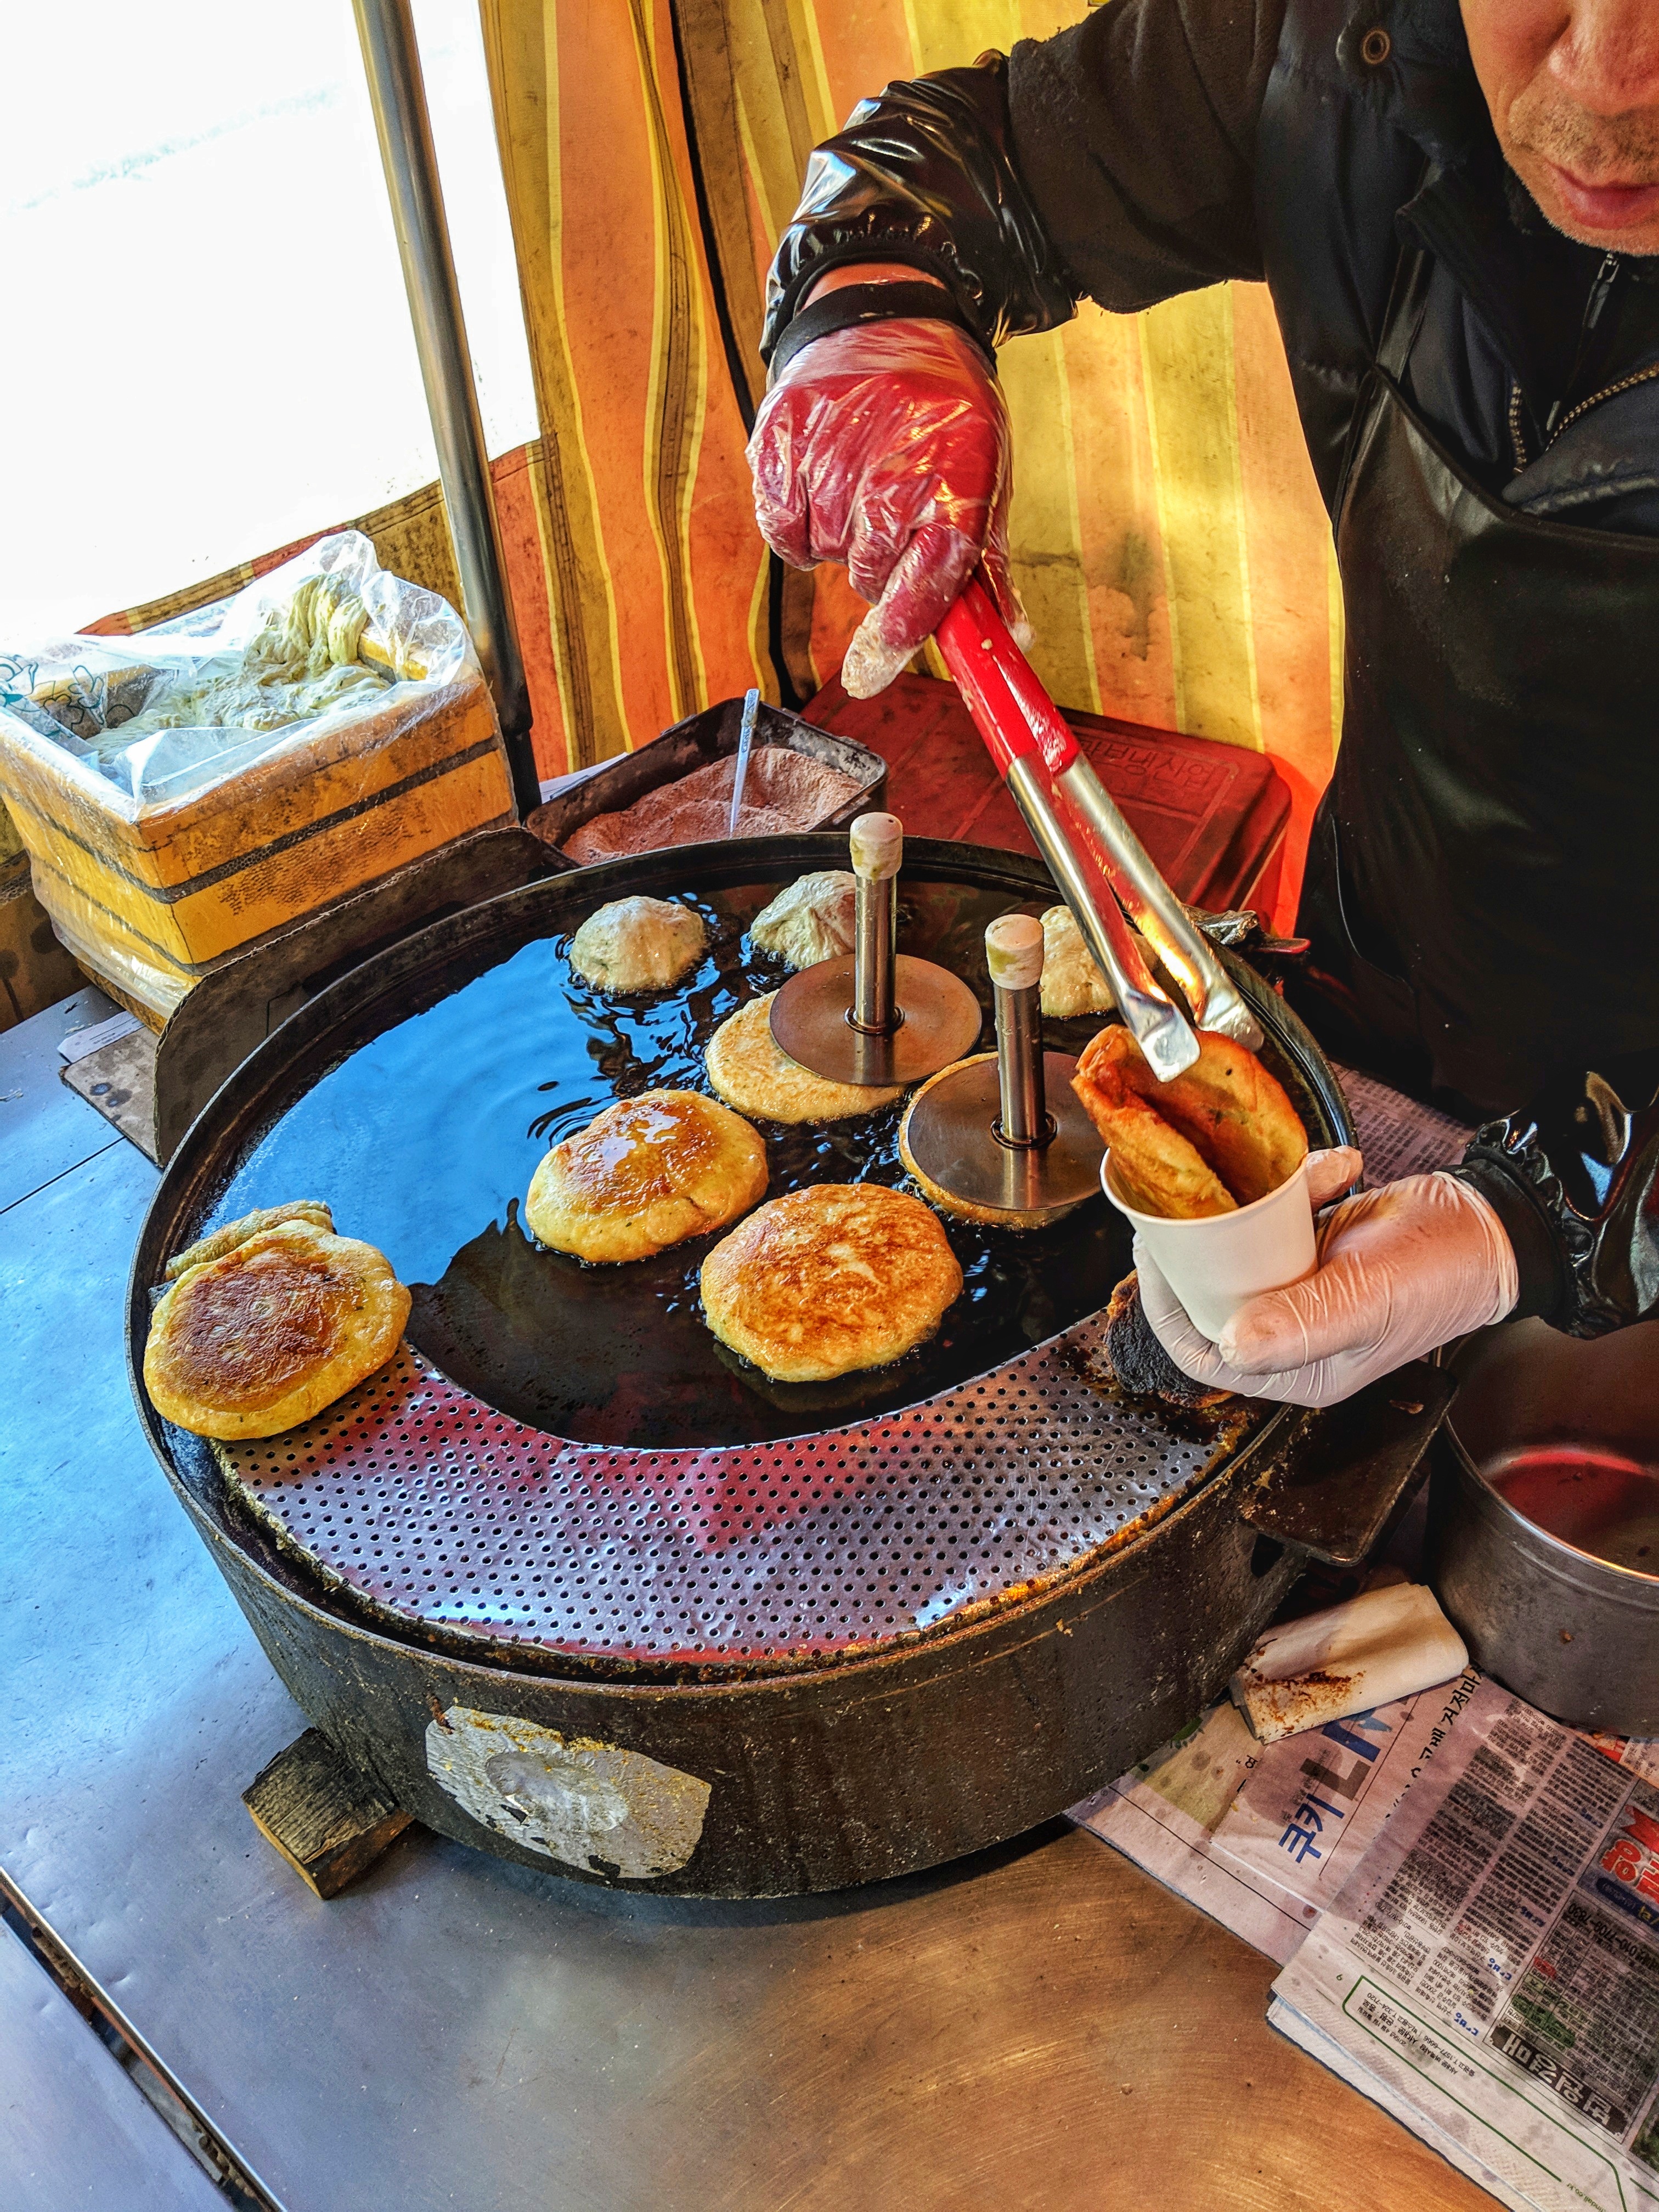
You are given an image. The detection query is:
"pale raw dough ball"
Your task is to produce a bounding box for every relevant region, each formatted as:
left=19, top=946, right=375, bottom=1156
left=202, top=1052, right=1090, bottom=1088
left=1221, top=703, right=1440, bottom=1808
left=749, top=871, right=858, bottom=969
left=568, top=896, right=706, bottom=993
left=1040, top=905, right=1116, bottom=1019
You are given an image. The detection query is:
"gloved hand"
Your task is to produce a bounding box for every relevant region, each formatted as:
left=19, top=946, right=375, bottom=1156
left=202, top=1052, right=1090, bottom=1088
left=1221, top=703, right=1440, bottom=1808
left=1136, top=1153, right=1520, bottom=1408
left=747, top=317, right=1027, bottom=699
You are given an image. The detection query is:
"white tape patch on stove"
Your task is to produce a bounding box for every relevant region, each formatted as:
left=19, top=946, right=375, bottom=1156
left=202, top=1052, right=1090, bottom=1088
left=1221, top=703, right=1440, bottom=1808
left=425, top=1706, right=711, bottom=1878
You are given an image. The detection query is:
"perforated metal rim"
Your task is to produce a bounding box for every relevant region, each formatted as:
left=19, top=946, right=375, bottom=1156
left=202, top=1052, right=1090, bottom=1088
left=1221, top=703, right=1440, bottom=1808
left=217, top=1313, right=1233, bottom=1680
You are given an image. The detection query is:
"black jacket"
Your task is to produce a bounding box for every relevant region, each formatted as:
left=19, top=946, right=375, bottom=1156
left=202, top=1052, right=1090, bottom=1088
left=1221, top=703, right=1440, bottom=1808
left=763, top=0, right=1659, bottom=1334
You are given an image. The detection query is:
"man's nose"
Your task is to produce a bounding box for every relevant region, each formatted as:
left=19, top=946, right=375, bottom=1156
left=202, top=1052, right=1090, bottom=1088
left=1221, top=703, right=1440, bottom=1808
left=1552, top=0, right=1659, bottom=119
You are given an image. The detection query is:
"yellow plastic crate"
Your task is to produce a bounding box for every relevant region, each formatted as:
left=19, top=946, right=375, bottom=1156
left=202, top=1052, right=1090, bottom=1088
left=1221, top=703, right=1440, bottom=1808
left=0, top=535, right=514, bottom=1014
left=3, top=678, right=509, bottom=967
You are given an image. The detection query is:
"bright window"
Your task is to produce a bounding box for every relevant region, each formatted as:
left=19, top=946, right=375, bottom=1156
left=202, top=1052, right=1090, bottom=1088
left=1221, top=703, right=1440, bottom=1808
left=0, top=0, right=536, bottom=638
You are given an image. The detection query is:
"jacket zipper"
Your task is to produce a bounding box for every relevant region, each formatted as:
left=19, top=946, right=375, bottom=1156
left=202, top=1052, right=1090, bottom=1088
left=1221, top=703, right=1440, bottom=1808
left=1511, top=252, right=1633, bottom=473
left=1508, top=380, right=1530, bottom=473
left=1542, top=359, right=1659, bottom=453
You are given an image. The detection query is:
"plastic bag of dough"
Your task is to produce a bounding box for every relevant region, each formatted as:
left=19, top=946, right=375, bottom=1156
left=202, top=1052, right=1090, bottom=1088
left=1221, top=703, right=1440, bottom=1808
left=0, top=531, right=482, bottom=811
left=0, top=532, right=511, bottom=1019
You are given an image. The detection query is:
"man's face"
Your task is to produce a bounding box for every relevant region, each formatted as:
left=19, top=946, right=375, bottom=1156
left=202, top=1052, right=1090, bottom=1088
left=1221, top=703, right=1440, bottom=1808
left=1464, top=0, right=1659, bottom=253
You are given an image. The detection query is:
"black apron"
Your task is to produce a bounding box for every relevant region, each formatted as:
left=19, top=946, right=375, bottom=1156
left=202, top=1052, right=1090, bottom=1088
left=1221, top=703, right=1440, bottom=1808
left=1294, top=246, right=1659, bottom=1120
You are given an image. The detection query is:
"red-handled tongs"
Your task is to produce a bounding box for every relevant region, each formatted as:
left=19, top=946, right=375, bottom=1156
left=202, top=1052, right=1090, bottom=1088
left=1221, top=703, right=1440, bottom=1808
left=935, top=575, right=1263, bottom=1079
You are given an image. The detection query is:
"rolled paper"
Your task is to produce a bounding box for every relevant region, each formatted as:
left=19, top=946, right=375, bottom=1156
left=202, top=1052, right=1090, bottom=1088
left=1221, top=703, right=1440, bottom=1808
left=985, top=911, right=1044, bottom=993
left=1230, top=1581, right=1469, bottom=1745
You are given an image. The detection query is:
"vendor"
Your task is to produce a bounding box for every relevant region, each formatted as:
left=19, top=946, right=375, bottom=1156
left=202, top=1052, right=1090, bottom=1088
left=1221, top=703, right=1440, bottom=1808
left=746, top=0, right=1659, bottom=1408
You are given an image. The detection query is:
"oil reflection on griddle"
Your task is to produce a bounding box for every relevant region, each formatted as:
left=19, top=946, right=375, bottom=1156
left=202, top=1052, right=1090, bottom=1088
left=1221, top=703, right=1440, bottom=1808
left=218, top=878, right=1132, bottom=1452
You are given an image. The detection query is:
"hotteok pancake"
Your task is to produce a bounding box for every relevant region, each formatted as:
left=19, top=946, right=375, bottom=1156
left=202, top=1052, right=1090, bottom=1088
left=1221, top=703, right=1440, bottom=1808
left=700, top=1182, right=962, bottom=1381
left=749, top=871, right=857, bottom=969
left=1073, top=1024, right=1306, bottom=1218
left=524, top=1089, right=768, bottom=1263
left=145, top=1214, right=409, bottom=1440
left=704, top=992, right=904, bottom=1123
left=165, top=1199, right=333, bottom=1278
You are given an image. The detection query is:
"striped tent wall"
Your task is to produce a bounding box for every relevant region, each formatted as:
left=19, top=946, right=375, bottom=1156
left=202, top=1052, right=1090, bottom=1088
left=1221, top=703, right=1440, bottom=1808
left=481, top=0, right=1342, bottom=922
left=481, top=0, right=775, bottom=772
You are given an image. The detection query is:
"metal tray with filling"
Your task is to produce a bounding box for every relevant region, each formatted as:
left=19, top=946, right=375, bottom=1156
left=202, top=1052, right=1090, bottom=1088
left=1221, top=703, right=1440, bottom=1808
left=527, top=696, right=884, bottom=862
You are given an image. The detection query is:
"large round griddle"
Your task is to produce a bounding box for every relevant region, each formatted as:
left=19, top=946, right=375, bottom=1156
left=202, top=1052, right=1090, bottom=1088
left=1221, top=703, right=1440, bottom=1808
left=132, top=835, right=1362, bottom=1895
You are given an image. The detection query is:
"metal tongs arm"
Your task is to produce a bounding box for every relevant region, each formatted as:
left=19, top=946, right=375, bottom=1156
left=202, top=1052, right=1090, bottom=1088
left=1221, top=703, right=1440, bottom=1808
left=935, top=576, right=1263, bottom=1062
left=935, top=586, right=1199, bottom=1080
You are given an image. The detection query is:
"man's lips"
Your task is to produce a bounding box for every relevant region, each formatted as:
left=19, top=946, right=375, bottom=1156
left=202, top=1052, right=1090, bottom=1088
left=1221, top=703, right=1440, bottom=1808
left=1547, top=161, right=1659, bottom=232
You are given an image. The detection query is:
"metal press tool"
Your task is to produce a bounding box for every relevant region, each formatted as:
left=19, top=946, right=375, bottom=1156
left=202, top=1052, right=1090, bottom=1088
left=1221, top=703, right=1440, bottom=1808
left=769, top=810, right=984, bottom=1086
left=901, top=911, right=1105, bottom=1228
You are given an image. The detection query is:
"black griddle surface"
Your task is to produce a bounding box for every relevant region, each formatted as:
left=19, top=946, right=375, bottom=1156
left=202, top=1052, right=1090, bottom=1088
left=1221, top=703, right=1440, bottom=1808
left=163, top=845, right=1333, bottom=1673
left=213, top=881, right=1128, bottom=1449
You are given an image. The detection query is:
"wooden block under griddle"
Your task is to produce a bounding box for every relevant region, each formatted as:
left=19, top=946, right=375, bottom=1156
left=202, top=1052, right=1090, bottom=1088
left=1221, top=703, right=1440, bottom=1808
left=242, top=1728, right=411, bottom=1899
left=60, top=1024, right=159, bottom=1161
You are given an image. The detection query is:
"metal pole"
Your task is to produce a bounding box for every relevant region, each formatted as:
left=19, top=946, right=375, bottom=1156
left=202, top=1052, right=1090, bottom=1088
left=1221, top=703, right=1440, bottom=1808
left=351, top=0, right=540, bottom=819
left=984, top=913, right=1049, bottom=1148
left=849, top=813, right=902, bottom=1036
left=851, top=876, right=898, bottom=1035
left=993, top=979, right=1046, bottom=1147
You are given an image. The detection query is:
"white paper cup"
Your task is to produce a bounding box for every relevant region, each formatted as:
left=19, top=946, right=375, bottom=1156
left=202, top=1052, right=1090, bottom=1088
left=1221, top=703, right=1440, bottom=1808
left=1101, top=1153, right=1316, bottom=1343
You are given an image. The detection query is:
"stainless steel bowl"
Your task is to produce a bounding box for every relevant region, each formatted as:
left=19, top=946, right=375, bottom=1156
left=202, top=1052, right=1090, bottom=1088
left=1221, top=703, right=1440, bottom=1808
left=1427, top=1317, right=1659, bottom=1734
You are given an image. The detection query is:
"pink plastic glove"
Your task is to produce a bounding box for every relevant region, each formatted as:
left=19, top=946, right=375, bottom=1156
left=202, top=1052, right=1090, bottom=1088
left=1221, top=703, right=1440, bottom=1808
left=1136, top=1153, right=1520, bottom=1408
left=747, top=317, right=1028, bottom=699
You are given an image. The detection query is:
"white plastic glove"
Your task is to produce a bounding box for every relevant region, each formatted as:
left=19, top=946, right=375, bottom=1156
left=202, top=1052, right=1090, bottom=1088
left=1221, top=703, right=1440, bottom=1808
left=1136, top=1150, right=1520, bottom=1408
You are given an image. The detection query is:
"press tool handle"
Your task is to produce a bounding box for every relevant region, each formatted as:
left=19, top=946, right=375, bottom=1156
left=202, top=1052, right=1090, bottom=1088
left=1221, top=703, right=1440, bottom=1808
left=769, top=807, right=980, bottom=1084
left=848, top=810, right=902, bottom=1036
left=896, top=907, right=1103, bottom=1226
left=984, top=912, right=1049, bottom=1149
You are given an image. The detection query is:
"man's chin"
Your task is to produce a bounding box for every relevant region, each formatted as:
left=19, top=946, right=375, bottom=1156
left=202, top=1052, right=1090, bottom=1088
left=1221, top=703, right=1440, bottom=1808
left=1529, top=159, right=1659, bottom=255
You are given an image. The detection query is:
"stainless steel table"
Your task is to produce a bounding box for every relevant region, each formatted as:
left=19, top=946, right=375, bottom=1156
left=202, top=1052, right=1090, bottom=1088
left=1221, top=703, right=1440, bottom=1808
left=0, top=1921, right=225, bottom=2210
left=0, top=994, right=1492, bottom=2211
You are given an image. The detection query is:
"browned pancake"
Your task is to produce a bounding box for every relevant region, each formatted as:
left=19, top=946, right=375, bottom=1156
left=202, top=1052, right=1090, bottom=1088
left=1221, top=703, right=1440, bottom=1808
left=144, top=1220, right=409, bottom=1440
left=1099, top=1271, right=1236, bottom=1411
left=704, top=993, right=904, bottom=1122
left=165, top=1199, right=333, bottom=1279
left=1073, top=1025, right=1306, bottom=1217
left=524, top=1090, right=768, bottom=1262
left=700, top=1183, right=962, bottom=1381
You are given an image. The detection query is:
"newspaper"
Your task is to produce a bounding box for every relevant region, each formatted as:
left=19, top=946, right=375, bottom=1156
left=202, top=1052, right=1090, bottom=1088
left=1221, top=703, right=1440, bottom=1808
left=1073, top=1064, right=1659, bottom=2199
left=1074, top=1669, right=1483, bottom=1963
left=1270, top=1679, right=1659, bottom=2212
left=1593, top=1734, right=1659, bottom=1791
